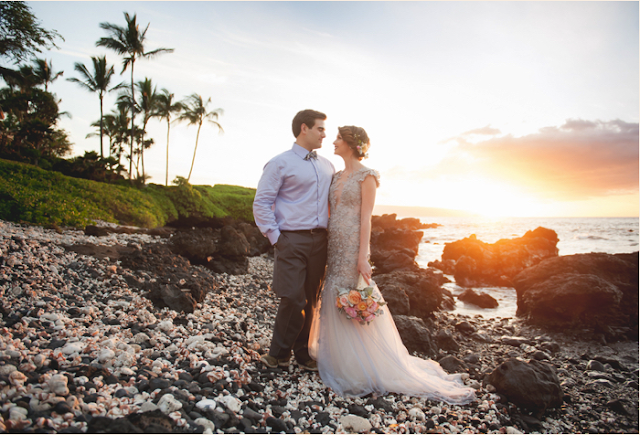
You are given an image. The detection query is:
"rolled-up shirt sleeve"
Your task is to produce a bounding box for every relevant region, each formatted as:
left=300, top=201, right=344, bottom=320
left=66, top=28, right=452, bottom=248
left=253, top=159, right=283, bottom=245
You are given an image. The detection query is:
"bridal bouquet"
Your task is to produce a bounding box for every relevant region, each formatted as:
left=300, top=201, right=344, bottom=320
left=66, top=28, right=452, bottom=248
left=335, top=276, right=386, bottom=324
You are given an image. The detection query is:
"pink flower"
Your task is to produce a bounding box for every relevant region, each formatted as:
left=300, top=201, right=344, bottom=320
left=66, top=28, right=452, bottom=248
left=368, top=301, right=379, bottom=313
left=344, top=307, right=358, bottom=318
left=364, top=314, right=376, bottom=322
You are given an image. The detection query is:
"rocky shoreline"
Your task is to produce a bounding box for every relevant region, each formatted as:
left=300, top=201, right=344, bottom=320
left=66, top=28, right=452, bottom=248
left=0, top=220, right=638, bottom=434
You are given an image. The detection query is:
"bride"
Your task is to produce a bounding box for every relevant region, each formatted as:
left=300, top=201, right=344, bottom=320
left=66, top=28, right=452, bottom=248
left=309, top=126, right=476, bottom=405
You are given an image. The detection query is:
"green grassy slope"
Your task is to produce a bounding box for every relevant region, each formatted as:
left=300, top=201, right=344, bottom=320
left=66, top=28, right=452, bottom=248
left=0, top=159, right=256, bottom=228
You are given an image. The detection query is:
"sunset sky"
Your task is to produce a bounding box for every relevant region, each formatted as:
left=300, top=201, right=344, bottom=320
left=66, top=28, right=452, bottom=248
left=22, top=1, right=639, bottom=217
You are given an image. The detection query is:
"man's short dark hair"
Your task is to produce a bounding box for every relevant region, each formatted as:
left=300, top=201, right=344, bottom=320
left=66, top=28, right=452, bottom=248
left=292, top=109, right=326, bottom=138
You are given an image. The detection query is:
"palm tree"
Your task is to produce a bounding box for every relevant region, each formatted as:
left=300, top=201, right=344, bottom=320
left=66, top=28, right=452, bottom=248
left=104, top=106, right=130, bottom=165
left=67, top=56, right=124, bottom=158
left=176, top=93, right=224, bottom=183
left=96, top=12, right=173, bottom=181
left=134, top=77, right=159, bottom=182
left=152, top=89, right=183, bottom=186
left=32, top=58, right=63, bottom=92
left=88, top=109, right=126, bottom=162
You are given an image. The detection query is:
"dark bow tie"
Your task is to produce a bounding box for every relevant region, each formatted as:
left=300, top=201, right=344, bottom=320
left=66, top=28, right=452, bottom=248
left=304, top=151, right=318, bottom=160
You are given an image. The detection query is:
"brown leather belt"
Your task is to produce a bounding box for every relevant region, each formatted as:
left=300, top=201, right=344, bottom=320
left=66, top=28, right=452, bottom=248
left=282, top=228, right=327, bottom=235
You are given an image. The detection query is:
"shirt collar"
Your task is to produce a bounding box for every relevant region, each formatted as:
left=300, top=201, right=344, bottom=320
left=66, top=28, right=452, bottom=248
left=292, top=143, right=313, bottom=159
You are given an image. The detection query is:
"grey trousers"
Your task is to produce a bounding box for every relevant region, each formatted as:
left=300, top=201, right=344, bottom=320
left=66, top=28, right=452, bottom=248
left=269, top=230, right=328, bottom=362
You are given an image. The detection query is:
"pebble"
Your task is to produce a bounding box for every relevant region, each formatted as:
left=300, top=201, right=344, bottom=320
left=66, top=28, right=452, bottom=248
left=48, top=374, right=70, bottom=396
left=0, top=365, right=17, bottom=376
left=158, top=394, right=182, bottom=414
left=586, top=359, right=606, bottom=372
left=195, top=417, right=216, bottom=433
left=218, top=395, right=242, bottom=413
left=139, top=401, right=159, bottom=413
left=340, top=414, right=372, bottom=433
left=196, top=398, right=217, bottom=411
left=408, top=407, right=426, bottom=421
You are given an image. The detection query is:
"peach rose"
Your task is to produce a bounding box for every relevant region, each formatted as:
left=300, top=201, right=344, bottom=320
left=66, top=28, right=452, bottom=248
left=357, top=301, right=368, bottom=312
left=339, top=295, right=349, bottom=307
left=347, top=290, right=362, bottom=305
left=366, top=297, right=374, bottom=307
left=336, top=296, right=343, bottom=309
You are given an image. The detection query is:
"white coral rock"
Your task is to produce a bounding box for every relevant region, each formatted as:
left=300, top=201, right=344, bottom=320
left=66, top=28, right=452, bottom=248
left=340, top=415, right=372, bottom=434
left=158, top=394, right=182, bottom=414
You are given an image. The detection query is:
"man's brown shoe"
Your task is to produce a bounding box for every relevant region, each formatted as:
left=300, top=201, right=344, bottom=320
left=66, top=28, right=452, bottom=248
left=260, top=354, right=290, bottom=369
left=298, top=359, right=318, bottom=372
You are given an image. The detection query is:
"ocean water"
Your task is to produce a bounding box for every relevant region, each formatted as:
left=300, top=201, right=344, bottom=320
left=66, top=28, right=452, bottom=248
left=408, top=217, right=639, bottom=319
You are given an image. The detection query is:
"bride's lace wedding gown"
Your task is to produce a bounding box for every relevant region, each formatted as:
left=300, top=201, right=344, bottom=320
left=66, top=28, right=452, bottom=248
left=309, top=167, right=475, bottom=404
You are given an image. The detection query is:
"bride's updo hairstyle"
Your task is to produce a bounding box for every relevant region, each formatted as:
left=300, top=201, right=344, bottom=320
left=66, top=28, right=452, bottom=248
left=338, top=126, right=370, bottom=160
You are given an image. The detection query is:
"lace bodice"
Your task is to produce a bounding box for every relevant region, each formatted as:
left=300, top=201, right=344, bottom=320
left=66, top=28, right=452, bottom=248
left=325, top=167, right=380, bottom=295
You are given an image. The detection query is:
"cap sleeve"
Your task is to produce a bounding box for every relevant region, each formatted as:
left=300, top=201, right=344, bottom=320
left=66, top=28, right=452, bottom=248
left=355, top=168, right=380, bottom=187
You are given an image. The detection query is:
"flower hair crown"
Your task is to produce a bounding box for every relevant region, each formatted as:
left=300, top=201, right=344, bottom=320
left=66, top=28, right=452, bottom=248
left=352, top=132, right=369, bottom=159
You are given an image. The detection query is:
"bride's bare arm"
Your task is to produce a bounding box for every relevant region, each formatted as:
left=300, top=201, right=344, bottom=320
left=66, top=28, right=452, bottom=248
left=358, top=175, right=377, bottom=284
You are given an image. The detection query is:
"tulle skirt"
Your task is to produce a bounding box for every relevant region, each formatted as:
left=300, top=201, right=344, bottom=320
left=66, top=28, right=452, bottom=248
left=309, top=278, right=476, bottom=405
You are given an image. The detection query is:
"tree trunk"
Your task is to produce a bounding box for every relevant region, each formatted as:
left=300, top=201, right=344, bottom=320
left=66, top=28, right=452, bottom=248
left=165, top=117, right=170, bottom=186
left=141, top=118, right=147, bottom=184
left=129, top=62, right=135, bottom=182
left=187, top=121, right=202, bottom=182
left=99, top=93, right=104, bottom=159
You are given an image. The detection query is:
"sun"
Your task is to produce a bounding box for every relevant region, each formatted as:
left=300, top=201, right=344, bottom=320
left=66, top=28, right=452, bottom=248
left=443, top=178, right=543, bottom=218
left=377, top=174, right=551, bottom=218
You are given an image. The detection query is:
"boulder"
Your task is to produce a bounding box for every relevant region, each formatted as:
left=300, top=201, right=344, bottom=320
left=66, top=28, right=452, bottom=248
left=84, top=225, right=111, bottom=237
left=370, top=214, right=427, bottom=273
left=375, top=268, right=454, bottom=320
left=218, top=225, right=250, bottom=257
left=120, top=242, right=191, bottom=276
left=458, top=289, right=499, bottom=309
left=237, top=222, right=270, bottom=256
left=119, top=243, right=216, bottom=312
left=170, top=228, right=218, bottom=263
left=392, top=315, right=437, bottom=358
left=427, top=259, right=456, bottom=275
left=371, top=214, right=402, bottom=231
left=512, top=252, right=638, bottom=339
left=372, top=227, right=423, bottom=256
left=88, top=410, right=176, bottom=433
left=147, top=284, right=197, bottom=314
left=371, top=249, right=418, bottom=273
left=207, top=256, right=250, bottom=275
left=438, top=355, right=468, bottom=374
left=437, top=227, right=559, bottom=287
left=485, top=358, right=563, bottom=417
left=372, top=214, right=440, bottom=230
left=84, top=224, right=174, bottom=238
left=435, top=329, right=460, bottom=353
left=373, top=280, right=410, bottom=316
left=168, top=225, right=252, bottom=275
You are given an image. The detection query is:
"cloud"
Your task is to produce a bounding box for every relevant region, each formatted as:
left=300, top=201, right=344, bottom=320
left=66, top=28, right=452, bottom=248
left=460, top=125, right=502, bottom=136
left=419, top=119, right=639, bottom=201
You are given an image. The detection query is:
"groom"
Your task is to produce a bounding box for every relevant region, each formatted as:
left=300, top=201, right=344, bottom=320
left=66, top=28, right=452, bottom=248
left=253, top=109, right=335, bottom=371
